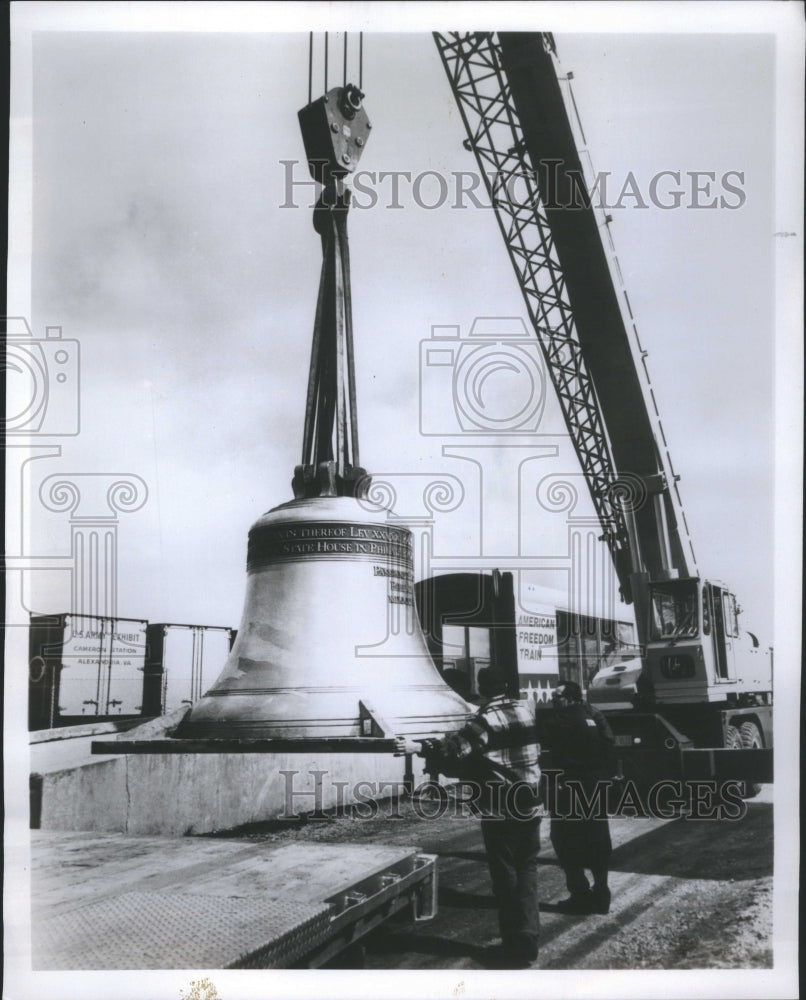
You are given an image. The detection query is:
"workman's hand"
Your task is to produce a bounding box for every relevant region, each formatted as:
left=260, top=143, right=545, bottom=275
left=394, top=736, right=420, bottom=756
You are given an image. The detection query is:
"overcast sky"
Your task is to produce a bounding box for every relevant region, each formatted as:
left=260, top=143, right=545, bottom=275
left=8, top=6, right=799, bottom=653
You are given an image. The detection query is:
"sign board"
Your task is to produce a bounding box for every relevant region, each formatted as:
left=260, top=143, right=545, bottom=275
left=56, top=615, right=148, bottom=717
left=516, top=609, right=560, bottom=703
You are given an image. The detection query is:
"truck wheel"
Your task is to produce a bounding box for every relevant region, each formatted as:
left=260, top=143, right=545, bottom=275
left=724, top=725, right=742, bottom=749
left=723, top=724, right=755, bottom=797
left=739, top=721, right=763, bottom=749
left=739, top=721, right=763, bottom=798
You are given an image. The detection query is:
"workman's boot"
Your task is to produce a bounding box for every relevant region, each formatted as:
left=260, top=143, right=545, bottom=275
left=553, top=890, right=594, bottom=914
left=590, top=885, right=611, bottom=915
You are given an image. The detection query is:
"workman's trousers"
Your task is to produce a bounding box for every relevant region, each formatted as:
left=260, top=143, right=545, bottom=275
left=550, top=814, right=612, bottom=896
left=480, top=815, right=541, bottom=957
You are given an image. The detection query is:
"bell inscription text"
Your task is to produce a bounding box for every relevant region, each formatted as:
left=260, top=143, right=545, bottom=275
left=247, top=520, right=413, bottom=569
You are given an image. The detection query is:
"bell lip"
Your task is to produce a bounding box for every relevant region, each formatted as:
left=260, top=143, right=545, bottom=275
left=181, top=685, right=475, bottom=736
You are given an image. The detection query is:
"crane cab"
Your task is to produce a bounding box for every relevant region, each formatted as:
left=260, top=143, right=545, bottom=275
left=589, top=577, right=772, bottom=711
left=641, top=578, right=772, bottom=705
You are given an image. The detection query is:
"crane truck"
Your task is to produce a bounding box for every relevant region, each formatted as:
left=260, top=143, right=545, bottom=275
left=426, top=32, right=773, bottom=790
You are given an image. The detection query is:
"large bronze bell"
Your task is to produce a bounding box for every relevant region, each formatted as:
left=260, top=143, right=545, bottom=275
left=180, top=495, right=472, bottom=738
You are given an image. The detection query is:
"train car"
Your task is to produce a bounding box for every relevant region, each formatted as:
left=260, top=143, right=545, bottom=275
left=143, top=623, right=236, bottom=716
left=29, top=615, right=235, bottom=730
left=415, top=572, right=635, bottom=703
left=29, top=613, right=149, bottom=730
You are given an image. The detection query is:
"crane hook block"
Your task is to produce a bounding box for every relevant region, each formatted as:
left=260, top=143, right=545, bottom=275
left=298, top=84, right=371, bottom=185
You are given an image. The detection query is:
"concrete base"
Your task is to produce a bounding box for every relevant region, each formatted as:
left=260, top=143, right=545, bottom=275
left=31, top=712, right=422, bottom=837
left=36, top=752, right=410, bottom=836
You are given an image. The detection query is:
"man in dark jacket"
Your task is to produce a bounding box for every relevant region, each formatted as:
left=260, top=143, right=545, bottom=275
left=539, top=680, right=616, bottom=915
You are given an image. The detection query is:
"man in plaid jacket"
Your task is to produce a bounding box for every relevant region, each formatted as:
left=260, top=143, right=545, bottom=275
left=395, top=666, right=541, bottom=968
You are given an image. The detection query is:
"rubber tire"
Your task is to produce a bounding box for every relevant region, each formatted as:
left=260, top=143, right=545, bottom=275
left=724, top=724, right=742, bottom=749
left=739, top=721, right=763, bottom=798
left=739, top=721, right=763, bottom=749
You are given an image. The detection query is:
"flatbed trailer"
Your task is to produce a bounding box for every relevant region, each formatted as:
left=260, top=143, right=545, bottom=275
left=31, top=832, right=436, bottom=970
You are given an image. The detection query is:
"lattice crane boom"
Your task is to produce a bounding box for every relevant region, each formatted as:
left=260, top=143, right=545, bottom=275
left=433, top=31, right=698, bottom=606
